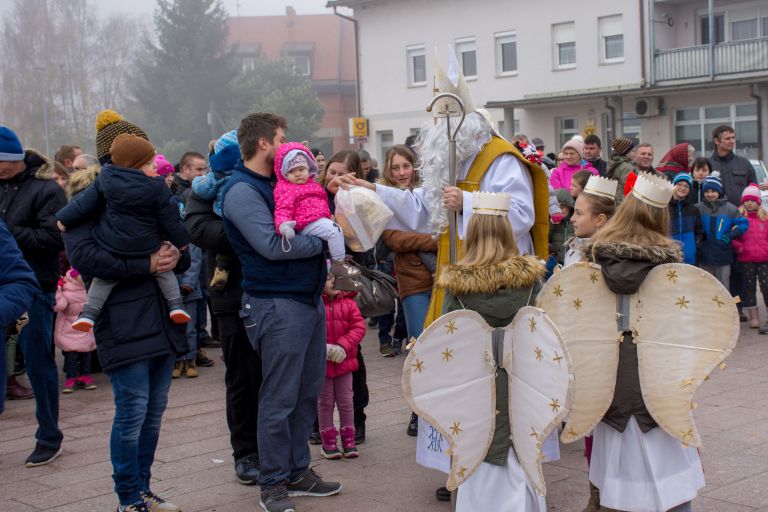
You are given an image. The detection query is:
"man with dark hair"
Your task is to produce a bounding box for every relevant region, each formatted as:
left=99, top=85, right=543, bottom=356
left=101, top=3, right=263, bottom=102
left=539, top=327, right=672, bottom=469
left=633, top=143, right=655, bottom=174
left=583, top=134, right=607, bottom=176
left=221, top=112, right=341, bottom=512
left=54, top=144, right=82, bottom=172
left=171, top=151, right=208, bottom=198
left=358, top=149, right=378, bottom=183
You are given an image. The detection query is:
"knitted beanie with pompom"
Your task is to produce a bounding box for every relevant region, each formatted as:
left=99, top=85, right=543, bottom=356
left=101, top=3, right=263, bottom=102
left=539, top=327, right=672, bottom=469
left=95, top=109, right=149, bottom=162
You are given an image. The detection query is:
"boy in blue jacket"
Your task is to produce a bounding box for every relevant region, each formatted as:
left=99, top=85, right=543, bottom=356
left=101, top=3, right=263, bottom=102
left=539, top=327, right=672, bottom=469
left=669, top=173, right=703, bottom=265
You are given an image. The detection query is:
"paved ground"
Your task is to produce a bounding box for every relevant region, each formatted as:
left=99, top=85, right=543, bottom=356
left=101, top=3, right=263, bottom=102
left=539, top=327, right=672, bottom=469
left=2, top=319, right=768, bottom=511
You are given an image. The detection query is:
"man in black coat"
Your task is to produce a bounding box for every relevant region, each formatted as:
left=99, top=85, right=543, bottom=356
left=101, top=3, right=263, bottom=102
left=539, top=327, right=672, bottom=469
left=0, top=126, right=66, bottom=467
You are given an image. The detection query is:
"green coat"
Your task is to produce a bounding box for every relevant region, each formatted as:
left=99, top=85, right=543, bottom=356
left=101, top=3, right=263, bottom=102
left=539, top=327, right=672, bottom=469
left=606, top=154, right=636, bottom=204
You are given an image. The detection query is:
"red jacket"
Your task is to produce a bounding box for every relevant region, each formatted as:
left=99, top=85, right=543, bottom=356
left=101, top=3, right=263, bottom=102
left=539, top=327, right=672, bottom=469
left=733, top=211, right=768, bottom=263
left=323, top=291, right=366, bottom=378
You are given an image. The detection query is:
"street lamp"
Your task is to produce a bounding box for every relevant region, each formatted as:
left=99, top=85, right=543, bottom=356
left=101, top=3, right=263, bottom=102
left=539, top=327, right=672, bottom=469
left=33, top=66, right=50, bottom=156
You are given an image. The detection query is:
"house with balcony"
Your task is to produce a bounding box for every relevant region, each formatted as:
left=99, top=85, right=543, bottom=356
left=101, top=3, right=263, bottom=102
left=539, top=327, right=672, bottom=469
left=329, top=0, right=767, bottom=164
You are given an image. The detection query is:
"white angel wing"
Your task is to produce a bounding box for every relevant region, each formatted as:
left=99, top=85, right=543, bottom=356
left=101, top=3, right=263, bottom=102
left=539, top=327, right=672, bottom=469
left=635, top=263, right=739, bottom=447
left=502, top=306, right=574, bottom=497
left=536, top=263, right=621, bottom=443
left=402, top=310, right=496, bottom=491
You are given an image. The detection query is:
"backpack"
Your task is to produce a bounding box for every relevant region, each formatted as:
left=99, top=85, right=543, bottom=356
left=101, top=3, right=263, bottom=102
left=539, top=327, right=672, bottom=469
left=347, top=260, right=398, bottom=317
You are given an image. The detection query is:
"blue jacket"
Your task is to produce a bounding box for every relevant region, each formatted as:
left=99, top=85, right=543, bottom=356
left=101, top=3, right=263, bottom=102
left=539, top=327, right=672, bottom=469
left=696, top=198, right=749, bottom=266
left=668, top=199, right=703, bottom=265
left=57, top=164, right=190, bottom=256
left=221, top=161, right=327, bottom=305
left=0, top=218, right=39, bottom=331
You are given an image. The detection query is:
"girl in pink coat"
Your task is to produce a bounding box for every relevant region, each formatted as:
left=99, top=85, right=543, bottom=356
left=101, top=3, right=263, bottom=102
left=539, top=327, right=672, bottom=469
left=53, top=268, right=97, bottom=393
left=273, top=142, right=359, bottom=282
left=549, top=138, right=599, bottom=191
left=733, top=184, right=768, bottom=331
left=319, top=274, right=366, bottom=460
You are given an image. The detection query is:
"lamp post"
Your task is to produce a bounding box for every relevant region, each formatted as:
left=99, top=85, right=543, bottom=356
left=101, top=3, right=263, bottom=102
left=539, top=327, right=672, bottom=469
left=33, top=66, right=50, bottom=156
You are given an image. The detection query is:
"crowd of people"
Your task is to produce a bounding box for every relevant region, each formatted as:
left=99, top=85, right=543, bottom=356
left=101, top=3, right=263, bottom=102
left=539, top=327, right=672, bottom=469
left=0, top=89, right=759, bottom=512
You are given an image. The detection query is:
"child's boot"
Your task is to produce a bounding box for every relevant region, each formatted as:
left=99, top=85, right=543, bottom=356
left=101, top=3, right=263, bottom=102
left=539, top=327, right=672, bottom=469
left=62, top=378, right=77, bottom=394
left=167, top=299, right=192, bottom=324
left=319, top=427, right=342, bottom=460
left=72, top=304, right=101, bottom=332
left=748, top=307, right=760, bottom=328
left=340, top=426, right=359, bottom=458
left=330, top=260, right=361, bottom=278
left=210, top=267, right=229, bottom=291
left=79, top=375, right=97, bottom=390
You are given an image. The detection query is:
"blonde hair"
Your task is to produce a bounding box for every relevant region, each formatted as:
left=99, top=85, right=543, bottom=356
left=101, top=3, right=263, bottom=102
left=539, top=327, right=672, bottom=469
left=459, top=215, right=520, bottom=267
left=591, top=194, right=678, bottom=249
left=580, top=191, right=616, bottom=221
left=379, top=144, right=419, bottom=189
left=739, top=203, right=768, bottom=221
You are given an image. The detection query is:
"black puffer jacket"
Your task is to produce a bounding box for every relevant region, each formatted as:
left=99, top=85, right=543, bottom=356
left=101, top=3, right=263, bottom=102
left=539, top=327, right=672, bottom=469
left=0, top=149, right=66, bottom=292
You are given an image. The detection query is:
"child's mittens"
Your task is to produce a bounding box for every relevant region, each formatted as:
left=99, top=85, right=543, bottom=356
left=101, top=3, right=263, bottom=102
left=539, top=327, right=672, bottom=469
left=326, top=344, right=346, bottom=363
left=550, top=213, right=564, bottom=224
left=279, top=221, right=296, bottom=240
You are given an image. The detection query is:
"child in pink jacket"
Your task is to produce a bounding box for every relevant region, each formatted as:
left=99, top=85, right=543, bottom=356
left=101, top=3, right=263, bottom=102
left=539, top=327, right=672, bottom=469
left=53, top=268, right=97, bottom=393
left=273, top=142, right=358, bottom=282
left=319, top=274, right=366, bottom=459
left=733, top=184, right=768, bottom=332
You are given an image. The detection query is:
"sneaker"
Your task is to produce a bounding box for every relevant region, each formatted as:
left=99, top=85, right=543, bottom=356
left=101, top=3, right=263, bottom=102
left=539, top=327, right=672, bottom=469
left=260, top=485, right=296, bottom=512
left=79, top=375, right=97, bottom=390
left=141, top=491, right=181, bottom=511
left=117, top=502, right=151, bottom=512
left=196, top=349, right=215, bottom=367
left=340, top=426, right=358, bottom=459
left=320, top=427, right=342, bottom=460
left=235, top=453, right=261, bottom=485
left=25, top=443, right=63, bottom=467
left=6, top=375, right=33, bottom=400
left=286, top=467, right=341, bottom=497
left=407, top=412, right=418, bottom=437
left=62, top=378, right=77, bottom=394
left=172, top=361, right=185, bottom=379
left=169, top=308, right=191, bottom=324
left=330, top=260, right=361, bottom=278
left=184, top=360, right=198, bottom=378
left=209, top=267, right=229, bottom=291
left=392, top=338, right=404, bottom=355
left=379, top=344, right=395, bottom=357
left=309, top=423, right=322, bottom=445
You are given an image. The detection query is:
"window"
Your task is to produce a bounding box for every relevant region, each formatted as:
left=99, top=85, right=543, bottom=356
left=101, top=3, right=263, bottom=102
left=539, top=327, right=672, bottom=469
left=552, top=22, right=576, bottom=69
left=455, top=38, right=477, bottom=79
left=407, top=45, right=427, bottom=87
left=700, top=14, right=725, bottom=44
left=377, top=130, right=394, bottom=164
left=241, top=55, right=256, bottom=73
left=731, top=18, right=758, bottom=41
left=763, top=17, right=768, bottom=37
left=599, top=15, right=624, bottom=63
left=290, top=54, right=311, bottom=76
left=495, top=31, right=518, bottom=75
left=558, top=117, right=579, bottom=147
left=622, top=112, right=641, bottom=145
left=674, top=103, right=759, bottom=159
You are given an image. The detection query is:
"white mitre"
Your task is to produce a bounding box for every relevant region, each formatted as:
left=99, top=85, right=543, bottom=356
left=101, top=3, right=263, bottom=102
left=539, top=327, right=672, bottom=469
left=583, top=176, right=618, bottom=200
left=432, top=46, right=475, bottom=118
left=472, top=192, right=510, bottom=216
left=632, top=172, right=674, bottom=208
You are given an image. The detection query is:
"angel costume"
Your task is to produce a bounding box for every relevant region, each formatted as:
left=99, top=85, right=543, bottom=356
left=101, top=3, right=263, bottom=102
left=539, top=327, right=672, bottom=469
left=403, top=253, right=573, bottom=511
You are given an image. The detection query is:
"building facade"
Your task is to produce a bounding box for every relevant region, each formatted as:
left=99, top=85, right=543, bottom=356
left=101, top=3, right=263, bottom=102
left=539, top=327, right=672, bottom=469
left=329, top=0, right=768, bottom=167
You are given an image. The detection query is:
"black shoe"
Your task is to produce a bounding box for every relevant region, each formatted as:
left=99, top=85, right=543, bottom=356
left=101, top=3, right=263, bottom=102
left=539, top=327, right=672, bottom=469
left=309, top=429, right=322, bottom=445
left=200, top=334, right=221, bottom=348
left=392, top=339, right=403, bottom=355
left=287, top=467, right=342, bottom=497
left=25, top=443, right=63, bottom=467
left=407, top=412, right=418, bottom=437
left=354, top=423, right=365, bottom=444
left=260, top=485, right=296, bottom=512
left=435, top=486, right=451, bottom=502
left=740, top=311, right=749, bottom=322
left=235, top=453, right=261, bottom=485
left=196, top=349, right=215, bottom=367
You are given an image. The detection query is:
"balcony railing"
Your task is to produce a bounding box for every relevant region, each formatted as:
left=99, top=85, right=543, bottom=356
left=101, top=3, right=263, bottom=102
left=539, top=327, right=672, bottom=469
left=655, top=37, right=768, bottom=82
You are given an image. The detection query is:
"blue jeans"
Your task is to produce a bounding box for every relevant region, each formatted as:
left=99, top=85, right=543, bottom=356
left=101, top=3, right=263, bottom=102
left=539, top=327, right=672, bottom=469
left=0, top=331, right=6, bottom=415
left=240, top=295, right=326, bottom=487
left=17, top=291, right=62, bottom=448
left=180, top=298, right=201, bottom=361
left=402, top=291, right=432, bottom=340
left=108, top=353, right=175, bottom=506
left=377, top=300, right=407, bottom=345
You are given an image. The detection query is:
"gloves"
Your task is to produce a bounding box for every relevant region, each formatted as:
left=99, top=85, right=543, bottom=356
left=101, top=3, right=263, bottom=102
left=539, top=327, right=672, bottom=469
left=326, top=344, right=346, bottom=363
left=550, top=213, right=564, bottom=224
left=279, top=221, right=296, bottom=240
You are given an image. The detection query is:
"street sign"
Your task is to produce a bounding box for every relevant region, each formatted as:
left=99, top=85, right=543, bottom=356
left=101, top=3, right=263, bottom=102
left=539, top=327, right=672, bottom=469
left=350, top=117, right=368, bottom=138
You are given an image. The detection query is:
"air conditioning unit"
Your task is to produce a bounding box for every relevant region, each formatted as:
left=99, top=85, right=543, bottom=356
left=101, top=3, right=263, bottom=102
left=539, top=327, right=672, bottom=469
left=635, top=97, right=663, bottom=118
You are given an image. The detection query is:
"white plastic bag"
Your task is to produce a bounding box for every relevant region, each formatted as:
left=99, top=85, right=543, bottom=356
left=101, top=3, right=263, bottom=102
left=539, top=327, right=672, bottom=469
left=334, top=186, right=393, bottom=252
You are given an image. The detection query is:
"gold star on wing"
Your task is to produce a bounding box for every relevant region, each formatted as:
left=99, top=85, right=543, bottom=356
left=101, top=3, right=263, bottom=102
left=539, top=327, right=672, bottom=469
left=573, top=298, right=583, bottom=310
left=530, top=426, right=539, bottom=440
left=567, top=425, right=577, bottom=437
left=680, top=429, right=694, bottom=445
left=445, top=320, right=457, bottom=334
left=549, top=398, right=561, bottom=413
left=552, top=352, right=563, bottom=365
left=457, top=466, right=467, bottom=479
left=676, top=296, right=690, bottom=309
left=712, top=296, right=725, bottom=308
left=529, top=316, right=537, bottom=332
left=590, top=272, right=599, bottom=284
left=534, top=347, right=543, bottom=361
left=449, top=421, right=462, bottom=436
left=441, top=348, right=454, bottom=362
left=413, top=359, right=424, bottom=373
left=680, top=378, right=693, bottom=388
left=553, top=285, right=563, bottom=297
left=667, top=269, right=679, bottom=283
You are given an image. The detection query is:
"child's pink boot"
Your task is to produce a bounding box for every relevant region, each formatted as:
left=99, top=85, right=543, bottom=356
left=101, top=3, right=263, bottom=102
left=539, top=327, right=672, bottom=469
left=320, top=427, right=342, bottom=460
left=78, top=375, right=97, bottom=390
left=340, top=426, right=359, bottom=458
left=62, top=378, right=77, bottom=394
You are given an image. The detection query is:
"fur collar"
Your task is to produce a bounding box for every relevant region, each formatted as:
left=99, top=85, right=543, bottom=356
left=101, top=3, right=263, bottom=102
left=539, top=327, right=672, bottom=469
left=437, top=255, right=545, bottom=295
left=65, top=167, right=100, bottom=200
left=583, top=241, right=682, bottom=264
left=24, top=148, right=55, bottom=180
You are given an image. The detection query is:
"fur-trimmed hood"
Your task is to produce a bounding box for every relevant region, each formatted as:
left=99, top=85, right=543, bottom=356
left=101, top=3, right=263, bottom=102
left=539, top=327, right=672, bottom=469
left=437, top=255, right=545, bottom=295
left=23, top=148, right=55, bottom=180
left=65, top=167, right=100, bottom=200
left=584, top=241, right=682, bottom=295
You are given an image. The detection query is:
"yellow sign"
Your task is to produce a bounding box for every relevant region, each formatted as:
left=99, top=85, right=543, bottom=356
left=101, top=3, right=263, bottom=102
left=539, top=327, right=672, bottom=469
left=351, top=117, right=368, bottom=138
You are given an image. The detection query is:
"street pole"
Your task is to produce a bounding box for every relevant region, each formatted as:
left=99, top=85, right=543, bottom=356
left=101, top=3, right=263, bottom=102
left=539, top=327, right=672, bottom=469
left=34, top=66, right=50, bottom=156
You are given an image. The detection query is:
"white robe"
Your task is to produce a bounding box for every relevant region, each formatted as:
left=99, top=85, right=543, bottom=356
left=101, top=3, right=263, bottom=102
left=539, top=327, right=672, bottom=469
left=376, top=153, right=535, bottom=255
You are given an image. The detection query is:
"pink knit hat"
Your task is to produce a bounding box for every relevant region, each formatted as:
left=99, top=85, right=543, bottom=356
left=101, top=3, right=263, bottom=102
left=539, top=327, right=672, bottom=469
left=741, top=183, right=761, bottom=204
left=562, top=138, right=584, bottom=159
left=155, top=154, right=175, bottom=176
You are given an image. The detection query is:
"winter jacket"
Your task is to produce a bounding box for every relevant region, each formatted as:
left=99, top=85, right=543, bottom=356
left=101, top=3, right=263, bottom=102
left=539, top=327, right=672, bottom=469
left=733, top=212, right=768, bottom=263
left=53, top=269, right=96, bottom=352
left=323, top=291, right=365, bottom=378
left=668, top=198, right=703, bottom=265
left=0, top=218, right=39, bottom=331
left=656, top=143, right=690, bottom=181
left=273, top=143, right=331, bottom=233
left=548, top=161, right=598, bottom=191
left=171, top=174, right=192, bottom=200
left=382, top=229, right=436, bottom=299
left=690, top=180, right=705, bottom=205
left=708, top=150, right=756, bottom=206
left=586, top=158, right=607, bottom=177
left=606, top=155, right=636, bottom=204
left=549, top=189, right=575, bottom=264
left=439, top=256, right=545, bottom=466
left=586, top=241, right=683, bottom=433
left=57, top=164, right=190, bottom=256
left=563, top=237, right=589, bottom=267
left=696, top=198, right=749, bottom=266
left=0, top=149, right=67, bottom=292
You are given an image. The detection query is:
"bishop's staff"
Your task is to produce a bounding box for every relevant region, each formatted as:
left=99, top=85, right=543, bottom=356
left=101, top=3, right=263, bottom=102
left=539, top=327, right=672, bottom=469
left=426, top=92, right=466, bottom=264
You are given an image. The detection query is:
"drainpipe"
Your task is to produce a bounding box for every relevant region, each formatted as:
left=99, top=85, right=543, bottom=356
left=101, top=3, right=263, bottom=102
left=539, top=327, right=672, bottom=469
left=605, top=97, right=617, bottom=144
left=708, top=0, right=715, bottom=80
left=649, top=0, right=656, bottom=86
left=639, top=0, right=647, bottom=87
left=751, top=84, right=764, bottom=161
left=332, top=7, right=361, bottom=118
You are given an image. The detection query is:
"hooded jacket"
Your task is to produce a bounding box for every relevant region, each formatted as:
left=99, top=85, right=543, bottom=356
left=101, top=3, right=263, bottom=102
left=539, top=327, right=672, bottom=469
left=586, top=241, right=683, bottom=433
left=0, top=218, right=39, bottom=332
left=54, top=269, right=96, bottom=353
left=607, top=154, right=637, bottom=204
left=438, top=256, right=545, bottom=465
left=273, top=142, right=331, bottom=233
left=696, top=198, right=748, bottom=265
left=323, top=291, right=366, bottom=378
left=0, top=149, right=67, bottom=292
left=669, top=198, right=703, bottom=264
left=733, top=211, right=768, bottom=263
left=656, top=143, right=690, bottom=181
